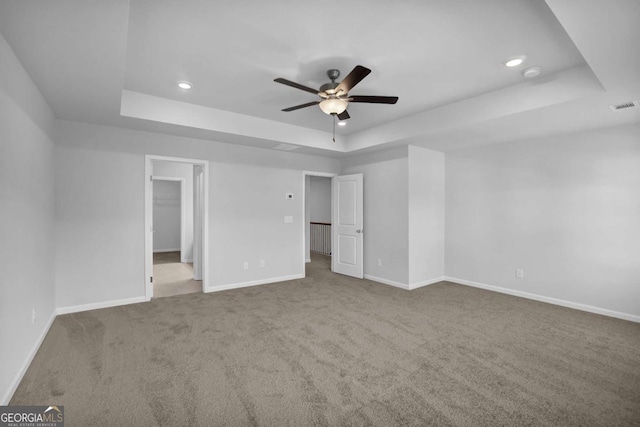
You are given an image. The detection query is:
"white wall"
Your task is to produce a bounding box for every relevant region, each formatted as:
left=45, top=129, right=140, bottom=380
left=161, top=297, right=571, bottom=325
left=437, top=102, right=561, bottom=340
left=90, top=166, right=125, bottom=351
left=342, top=147, right=409, bottom=284
left=53, top=120, right=341, bottom=309
left=153, top=161, right=194, bottom=260
left=308, top=176, right=331, bottom=223
left=152, top=180, right=181, bottom=252
left=0, top=34, right=56, bottom=404
left=445, top=124, right=640, bottom=318
left=408, top=146, right=445, bottom=285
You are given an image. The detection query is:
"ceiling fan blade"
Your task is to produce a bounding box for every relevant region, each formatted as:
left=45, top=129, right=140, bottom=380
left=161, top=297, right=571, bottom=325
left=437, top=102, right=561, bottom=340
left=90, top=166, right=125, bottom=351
left=349, top=95, right=398, bottom=104
left=282, top=101, right=320, bottom=112
left=337, top=110, right=350, bottom=120
left=335, top=65, right=371, bottom=95
left=274, top=78, right=319, bottom=95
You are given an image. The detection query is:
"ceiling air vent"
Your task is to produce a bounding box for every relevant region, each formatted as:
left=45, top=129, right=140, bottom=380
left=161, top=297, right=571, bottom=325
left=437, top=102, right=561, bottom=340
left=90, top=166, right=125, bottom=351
left=272, top=143, right=299, bottom=151
left=609, top=100, right=639, bottom=111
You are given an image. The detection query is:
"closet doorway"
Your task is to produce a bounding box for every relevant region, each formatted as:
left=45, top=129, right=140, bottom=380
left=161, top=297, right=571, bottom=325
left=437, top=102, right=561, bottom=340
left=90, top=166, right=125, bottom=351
left=145, top=155, right=209, bottom=299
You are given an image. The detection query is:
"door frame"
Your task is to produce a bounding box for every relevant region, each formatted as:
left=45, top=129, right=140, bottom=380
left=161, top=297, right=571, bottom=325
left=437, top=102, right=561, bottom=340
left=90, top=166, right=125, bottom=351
left=192, top=165, right=204, bottom=281
left=151, top=176, right=186, bottom=259
left=301, top=171, right=337, bottom=276
left=145, top=155, right=210, bottom=299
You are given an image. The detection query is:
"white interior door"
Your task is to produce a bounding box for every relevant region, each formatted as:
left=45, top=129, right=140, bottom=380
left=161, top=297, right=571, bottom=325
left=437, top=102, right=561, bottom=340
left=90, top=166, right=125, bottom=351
left=331, top=173, right=363, bottom=278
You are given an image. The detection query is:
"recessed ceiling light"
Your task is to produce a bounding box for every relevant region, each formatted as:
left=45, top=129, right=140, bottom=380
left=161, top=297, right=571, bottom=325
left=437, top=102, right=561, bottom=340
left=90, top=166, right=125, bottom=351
left=504, top=56, right=526, bottom=67
left=337, top=121, right=347, bottom=126
left=177, top=81, right=192, bottom=89
left=522, top=66, right=542, bottom=78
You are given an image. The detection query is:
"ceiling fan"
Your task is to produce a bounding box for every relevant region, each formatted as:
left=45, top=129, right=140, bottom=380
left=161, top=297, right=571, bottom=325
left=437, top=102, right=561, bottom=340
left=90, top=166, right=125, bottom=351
left=274, top=65, right=398, bottom=121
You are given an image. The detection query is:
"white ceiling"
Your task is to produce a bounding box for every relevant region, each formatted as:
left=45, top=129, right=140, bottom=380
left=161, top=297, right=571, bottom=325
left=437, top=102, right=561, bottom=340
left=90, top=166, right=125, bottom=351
left=1, top=0, right=639, bottom=155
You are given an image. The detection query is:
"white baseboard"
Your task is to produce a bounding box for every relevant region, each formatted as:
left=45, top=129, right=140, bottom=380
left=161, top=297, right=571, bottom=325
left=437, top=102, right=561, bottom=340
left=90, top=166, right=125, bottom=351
left=182, top=258, right=193, bottom=263
left=409, top=276, right=446, bottom=290
left=305, top=258, right=311, bottom=263
left=205, top=274, right=305, bottom=293
left=365, top=274, right=446, bottom=291
left=444, top=276, right=640, bottom=323
left=364, top=274, right=410, bottom=290
left=2, top=309, right=56, bottom=405
left=153, top=248, right=180, bottom=253
left=56, top=296, right=148, bottom=315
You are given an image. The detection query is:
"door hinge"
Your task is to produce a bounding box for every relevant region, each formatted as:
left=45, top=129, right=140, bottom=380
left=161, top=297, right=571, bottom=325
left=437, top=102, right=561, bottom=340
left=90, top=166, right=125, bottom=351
left=150, top=175, right=153, bottom=181
left=150, top=276, right=153, bottom=283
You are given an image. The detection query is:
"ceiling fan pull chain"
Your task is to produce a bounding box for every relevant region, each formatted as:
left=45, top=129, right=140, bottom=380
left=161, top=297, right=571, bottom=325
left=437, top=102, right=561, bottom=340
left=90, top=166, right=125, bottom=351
left=333, top=114, right=336, bottom=143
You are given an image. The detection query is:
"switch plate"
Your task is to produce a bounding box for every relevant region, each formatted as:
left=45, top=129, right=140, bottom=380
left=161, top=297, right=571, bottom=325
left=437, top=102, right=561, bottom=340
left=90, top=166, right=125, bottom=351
left=243, top=262, right=249, bottom=270
left=260, top=260, right=265, bottom=268
left=377, top=259, right=382, bottom=267
left=516, top=269, right=524, bottom=279
left=284, top=216, right=293, bottom=223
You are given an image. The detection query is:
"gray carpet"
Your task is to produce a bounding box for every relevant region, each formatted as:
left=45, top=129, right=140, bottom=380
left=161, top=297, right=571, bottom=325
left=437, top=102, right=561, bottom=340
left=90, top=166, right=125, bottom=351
left=11, top=255, right=640, bottom=426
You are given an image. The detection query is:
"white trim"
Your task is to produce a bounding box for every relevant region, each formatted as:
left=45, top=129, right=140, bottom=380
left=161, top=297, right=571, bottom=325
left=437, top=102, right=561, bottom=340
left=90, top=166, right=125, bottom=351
left=364, top=274, right=445, bottom=291
left=2, top=310, right=56, bottom=405
left=153, top=248, right=181, bottom=253
left=183, top=258, right=193, bottom=263
left=301, top=171, right=337, bottom=278
left=145, top=157, right=154, bottom=299
left=145, top=155, right=210, bottom=299
left=302, top=170, right=337, bottom=178
left=365, top=274, right=410, bottom=290
left=444, top=276, right=640, bottom=323
left=56, top=296, right=148, bottom=315
left=149, top=154, right=211, bottom=165
left=204, top=274, right=304, bottom=293
left=409, top=276, right=446, bottom=290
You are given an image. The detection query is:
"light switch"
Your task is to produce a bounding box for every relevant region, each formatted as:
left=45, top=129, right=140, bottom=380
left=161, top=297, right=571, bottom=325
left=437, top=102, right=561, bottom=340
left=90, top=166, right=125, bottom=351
left=284, top=216, right=293, bottom=223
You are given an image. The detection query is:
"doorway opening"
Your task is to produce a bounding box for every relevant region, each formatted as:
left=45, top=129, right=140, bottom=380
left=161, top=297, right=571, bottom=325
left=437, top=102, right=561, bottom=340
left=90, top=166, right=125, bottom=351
left=303, top=171, right=364, bottom=279
left=145, top=155, right=209, bottom=300
left=151, top=174, right=198, bottom=298
left=303, top=171, right=336, bottom=276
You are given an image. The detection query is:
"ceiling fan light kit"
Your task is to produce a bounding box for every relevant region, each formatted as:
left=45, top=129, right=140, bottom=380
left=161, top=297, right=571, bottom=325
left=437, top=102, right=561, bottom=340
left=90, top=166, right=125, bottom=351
left=319, top=98, right=348, bottom=115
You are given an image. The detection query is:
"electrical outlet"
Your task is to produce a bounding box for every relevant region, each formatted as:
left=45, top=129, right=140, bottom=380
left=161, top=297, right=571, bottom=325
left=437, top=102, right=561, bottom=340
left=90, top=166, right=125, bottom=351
left=32, top=308, right=36, bottom=324
left=243, top=262, right=249, bottom=270
left=260, top=260, right=265, bottom=268
left=377, top=259, right=382, bottom=267
left=516, top=269, right=524, bottom=279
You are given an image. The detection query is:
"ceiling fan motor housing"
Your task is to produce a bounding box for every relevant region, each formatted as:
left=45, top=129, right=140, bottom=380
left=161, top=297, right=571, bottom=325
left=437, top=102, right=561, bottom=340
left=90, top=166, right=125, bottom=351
left=320, top=69, right=341, bottom=94
left=320, top=81, right=339, bottom=94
